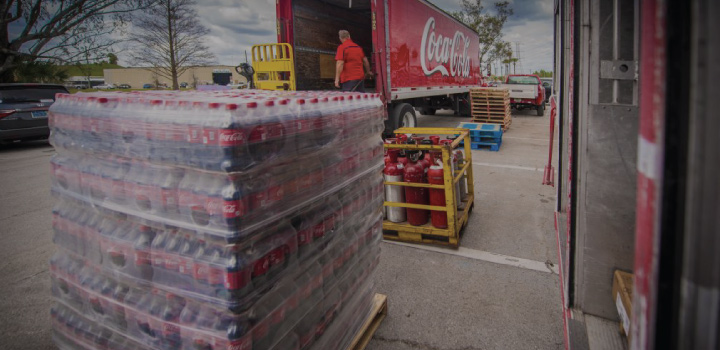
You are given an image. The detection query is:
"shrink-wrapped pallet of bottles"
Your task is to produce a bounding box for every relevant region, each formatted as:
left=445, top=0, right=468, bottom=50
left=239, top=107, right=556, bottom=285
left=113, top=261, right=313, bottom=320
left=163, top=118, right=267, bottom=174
left=47, top=90, right=384, bottom=350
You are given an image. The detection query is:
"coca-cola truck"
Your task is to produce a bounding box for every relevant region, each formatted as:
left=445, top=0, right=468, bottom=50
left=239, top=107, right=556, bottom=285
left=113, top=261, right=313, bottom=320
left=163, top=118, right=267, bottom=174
left=276, top=0, right=483, bottom=133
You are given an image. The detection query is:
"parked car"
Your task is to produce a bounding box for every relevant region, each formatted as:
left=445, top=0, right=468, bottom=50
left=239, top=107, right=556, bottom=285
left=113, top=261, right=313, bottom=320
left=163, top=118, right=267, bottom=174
left=179, top=82, right=188, bottom=88
left=143, top=84, right=155, bottom=89
left=540, top=78, right=553, bottom=103
left=498, top=74, right=546, bottom=116
left=0, top=84, right=69, bottom=144
left=95, top=84, right=115, bottom=90
left=118, top=84, right=131, bottom=89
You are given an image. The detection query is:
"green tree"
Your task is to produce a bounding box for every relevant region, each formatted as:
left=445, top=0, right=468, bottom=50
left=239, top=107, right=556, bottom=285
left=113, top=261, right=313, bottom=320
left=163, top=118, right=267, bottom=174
left=107, top=53, right=119, bottom=65
left=129, top=0, right=215, bottom=90
left=0, top=0, right=153, bottom=83
left=533, top=69, right=553, bottom=77
left=452, top=0, right=514, bottom=76
left=14, top=61, right=68, bottom=83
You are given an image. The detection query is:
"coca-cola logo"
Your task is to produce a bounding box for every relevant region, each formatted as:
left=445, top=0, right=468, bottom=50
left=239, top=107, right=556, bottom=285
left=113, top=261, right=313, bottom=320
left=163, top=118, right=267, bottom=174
left=420, top=17, right=471, bottom=78
left=220, top=132, right=243, bottom=142
left=223, top=202, right=239, bottom=216
left=228, top=337, right=252, bottom=350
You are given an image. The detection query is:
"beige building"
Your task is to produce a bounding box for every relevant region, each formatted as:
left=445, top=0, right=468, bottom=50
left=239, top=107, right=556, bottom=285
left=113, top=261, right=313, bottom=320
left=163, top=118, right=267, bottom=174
left=103, top=65, right=248, bottom=88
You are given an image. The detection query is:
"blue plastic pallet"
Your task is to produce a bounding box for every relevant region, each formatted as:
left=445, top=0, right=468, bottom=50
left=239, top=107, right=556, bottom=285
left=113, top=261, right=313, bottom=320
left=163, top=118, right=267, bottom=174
left=459, top=139, right=502, bottom=151
left=470, top=135, right=501, bottom=143
left=470, top=141, right=501, bottom=151
left=457, top=122, right=503, bottom=138
left=459, top=137, right=501, bottom=145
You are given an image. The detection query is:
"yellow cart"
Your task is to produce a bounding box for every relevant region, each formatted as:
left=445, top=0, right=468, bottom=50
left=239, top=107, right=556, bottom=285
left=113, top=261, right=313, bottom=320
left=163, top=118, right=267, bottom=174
left=382, top=127, right=475, bottom=248
left=251, top=43, right=296, bottom=91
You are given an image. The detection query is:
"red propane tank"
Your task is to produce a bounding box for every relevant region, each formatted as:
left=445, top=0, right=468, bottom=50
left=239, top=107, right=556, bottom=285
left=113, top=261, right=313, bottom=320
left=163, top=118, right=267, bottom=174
left=384, top=149, right=406, bottom=223
left=404, top=151, right=429, bottom=226
left=428, top=160, right=448, bottom=228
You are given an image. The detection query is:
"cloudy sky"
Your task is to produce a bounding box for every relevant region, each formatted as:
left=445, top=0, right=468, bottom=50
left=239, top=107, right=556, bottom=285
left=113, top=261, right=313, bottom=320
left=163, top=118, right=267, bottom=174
left=187, top=0, right=554, bottom=74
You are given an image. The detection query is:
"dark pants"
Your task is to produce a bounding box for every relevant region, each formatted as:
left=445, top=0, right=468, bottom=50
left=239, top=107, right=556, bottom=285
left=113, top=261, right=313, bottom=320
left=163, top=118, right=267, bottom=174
left=341, top=80, right=365, bottom=92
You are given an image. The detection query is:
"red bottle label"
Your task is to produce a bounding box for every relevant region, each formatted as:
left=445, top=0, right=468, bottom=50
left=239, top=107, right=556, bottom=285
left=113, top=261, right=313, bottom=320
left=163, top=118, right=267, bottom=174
left=312, top=223, right=324, bottom=238
left=193, top=262, right=209, bottom=283
left=165, top=254, right=180, bottom=271
left=297, top=228, right=312, bottom=246
left=268, top=185, right=284, bottom=202
left=134, top=250, right=150, bottom=265
left=269, top=247, right=285, bottom=266
left=177, top=190, right=196, bottom=207
left=202, top=128, right=218, bottom=145
left=152, top=251, right=165, bottom=267
left=222, top=199, right=244, bottom=219
left=219, top=129, right=245, bottom=146
left=188, top=127, right=202, bottom=144
left=226, top=336, right=252, bottom=350
left=252, top=256, right=270, bottom=277
left=224, top=269, right=235, bottom=290
left=178, top=256, right=193, bottom=275
left=206, top=197, right=222, bottom=216
left=208, top=266, right=223, bottom=285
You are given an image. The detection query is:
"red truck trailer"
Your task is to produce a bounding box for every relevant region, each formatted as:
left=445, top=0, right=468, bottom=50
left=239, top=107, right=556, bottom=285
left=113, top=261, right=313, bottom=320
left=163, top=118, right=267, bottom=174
left=276, top=0, right=483, bottom=133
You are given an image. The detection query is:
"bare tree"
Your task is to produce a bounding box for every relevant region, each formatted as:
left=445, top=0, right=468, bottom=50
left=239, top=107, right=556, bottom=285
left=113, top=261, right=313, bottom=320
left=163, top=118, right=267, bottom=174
left=0, top=0, right=151, bottom=82
left=452, top=0, right=514, bottom=76
left=129, top=0, right=215, bottom=90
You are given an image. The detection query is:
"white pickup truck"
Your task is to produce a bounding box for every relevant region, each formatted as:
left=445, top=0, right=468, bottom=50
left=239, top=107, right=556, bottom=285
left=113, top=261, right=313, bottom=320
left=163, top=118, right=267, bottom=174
left=498, top=74, right=546, bottom=116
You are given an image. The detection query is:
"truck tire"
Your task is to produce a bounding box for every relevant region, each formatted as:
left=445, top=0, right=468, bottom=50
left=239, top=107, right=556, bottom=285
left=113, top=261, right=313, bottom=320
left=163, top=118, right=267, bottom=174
left=537, top=103, right=545, bottom=116
left=391, top=103, right=417, bottom=131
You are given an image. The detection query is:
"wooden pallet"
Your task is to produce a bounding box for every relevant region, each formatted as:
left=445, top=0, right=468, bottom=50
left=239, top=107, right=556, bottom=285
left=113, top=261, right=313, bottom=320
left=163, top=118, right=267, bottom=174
left=469, top=87, right=512, bottom=131
left=383, top=201, right=474, bottom=248
left=346, top=293, right=388, bottom=350
left=471, top=118, right=512, bottom=131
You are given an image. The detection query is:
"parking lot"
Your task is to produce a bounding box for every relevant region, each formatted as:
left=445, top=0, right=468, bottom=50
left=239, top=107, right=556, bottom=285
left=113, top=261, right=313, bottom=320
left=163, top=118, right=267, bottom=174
left=0, top=107, right=562, bottom=349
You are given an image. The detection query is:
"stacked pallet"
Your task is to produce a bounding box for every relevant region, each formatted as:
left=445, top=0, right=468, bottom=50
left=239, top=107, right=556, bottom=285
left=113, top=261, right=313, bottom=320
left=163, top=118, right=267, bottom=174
left=457, top=122, right=503, bottom=151
left=469, top=87, right=512, bottom=131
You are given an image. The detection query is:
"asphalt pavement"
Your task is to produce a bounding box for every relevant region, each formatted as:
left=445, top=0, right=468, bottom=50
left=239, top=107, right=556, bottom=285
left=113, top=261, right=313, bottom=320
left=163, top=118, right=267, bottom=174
left=0, top=106, right=562, bottom=350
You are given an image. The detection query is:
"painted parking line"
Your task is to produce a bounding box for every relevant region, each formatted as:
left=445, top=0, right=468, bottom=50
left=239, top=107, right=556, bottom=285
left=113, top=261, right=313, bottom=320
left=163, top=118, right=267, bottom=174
left=501, top=136, right=558, bottom=142
left=472, top=162, right=543, bottom=172
left=384, top=240, right=559, bottom=275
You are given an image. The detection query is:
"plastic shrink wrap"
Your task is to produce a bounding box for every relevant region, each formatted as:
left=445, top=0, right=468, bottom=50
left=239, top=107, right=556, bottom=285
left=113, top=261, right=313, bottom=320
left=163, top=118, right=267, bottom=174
left=48, top=90, right=384, bottom=350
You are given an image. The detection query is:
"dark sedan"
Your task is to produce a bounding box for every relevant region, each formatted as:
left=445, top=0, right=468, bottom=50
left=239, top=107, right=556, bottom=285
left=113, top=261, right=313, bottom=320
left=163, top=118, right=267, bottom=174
left=0, top=84, right=69, bottom=144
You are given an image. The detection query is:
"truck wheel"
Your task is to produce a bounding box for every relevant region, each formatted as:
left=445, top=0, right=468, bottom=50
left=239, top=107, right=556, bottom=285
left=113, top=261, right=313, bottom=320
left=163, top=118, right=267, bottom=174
left=459, top=93, right=471, bottom=117
left=537, top=103, right=545, bottom=116
left=391, top=103, right=417, bottom=130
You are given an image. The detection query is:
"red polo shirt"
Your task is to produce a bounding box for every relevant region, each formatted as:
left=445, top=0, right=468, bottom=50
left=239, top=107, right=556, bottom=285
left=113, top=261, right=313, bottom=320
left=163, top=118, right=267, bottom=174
left=335, top=39, right=365, bottom=83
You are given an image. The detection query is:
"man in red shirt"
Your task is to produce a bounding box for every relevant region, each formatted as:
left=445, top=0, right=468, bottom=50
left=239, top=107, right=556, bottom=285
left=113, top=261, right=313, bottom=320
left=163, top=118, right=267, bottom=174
left=335, top=30, right=371, bottom=92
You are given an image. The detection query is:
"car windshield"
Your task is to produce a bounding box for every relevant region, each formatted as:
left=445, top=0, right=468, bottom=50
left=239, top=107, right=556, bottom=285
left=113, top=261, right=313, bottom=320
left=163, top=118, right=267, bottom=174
left=0, top=86, right=65, bottom=103
left=507, top=76, right=539, bottom=85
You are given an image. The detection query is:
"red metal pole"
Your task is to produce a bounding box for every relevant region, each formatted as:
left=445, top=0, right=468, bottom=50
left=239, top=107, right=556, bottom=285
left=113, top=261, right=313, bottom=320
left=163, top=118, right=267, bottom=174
left=543, top=96, right=556, bottom=186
